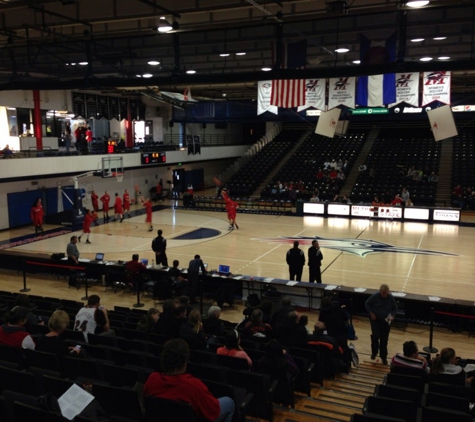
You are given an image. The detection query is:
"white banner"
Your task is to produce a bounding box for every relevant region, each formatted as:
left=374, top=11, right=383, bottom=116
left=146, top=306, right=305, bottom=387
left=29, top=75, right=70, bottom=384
left=257, top=80, right=278, bottom=115
left=328, top=77, right=355, bottom=110
left=422, top=71, right=451, bottom=106
left=297, top=79, right=326, bottom=112
left=391, top=72, right=420, bottom=107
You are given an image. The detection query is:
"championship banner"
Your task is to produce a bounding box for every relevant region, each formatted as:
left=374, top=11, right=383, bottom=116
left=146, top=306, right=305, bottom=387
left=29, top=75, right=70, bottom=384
left=257, top=80, right=278, bottom=115
left=390, top=72, right=420, bottom=107
left=297, top=79, right=326, bottom=112
left=422, top=71, right=451, bottom=106
left=328, top=77, right=355, bottom=110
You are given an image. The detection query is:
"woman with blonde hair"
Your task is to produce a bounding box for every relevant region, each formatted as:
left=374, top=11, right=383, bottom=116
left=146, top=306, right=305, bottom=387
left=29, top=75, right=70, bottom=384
left=36, top=310, right=81, bottom=357
left=179, top=309, right=207, bottom=350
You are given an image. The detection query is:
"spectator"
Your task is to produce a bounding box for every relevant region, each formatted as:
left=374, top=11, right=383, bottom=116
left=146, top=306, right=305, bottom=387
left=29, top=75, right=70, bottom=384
left=271, top=297, right=295, bottom=327
left=0, top=306, right=35, bottom=349
left=318, top=297, right=349, bottom=350
left=13, top=294, right=44, bottom=333
left=276, top=311, right=308, bottom=348
left=74, top=295, right=113, bottom=341
left=178, top=295, right=194, bottom=318
left=203, top=306, right=227, bottom=337
left=179, top=309, right=207, bottom=350
left=143, top=339, right=234, bottom=422
left=137, top=308, right=160, bottom=333
left=2, top=144, right=13, bottom=158
left=358, top=163, right=367, bottom=172
left=391, top=340, right=429, bottom=374
left=36, top=310, right=81, bottom=357
left=243, top=309, right=273, bottom=339
left=156, top=301, right=186, bottom=339
left=217, top=330, right=252, bottom=368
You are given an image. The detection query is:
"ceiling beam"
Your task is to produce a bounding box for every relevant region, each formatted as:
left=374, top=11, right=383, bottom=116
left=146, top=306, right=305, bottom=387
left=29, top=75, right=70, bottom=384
left=136, top=0, right=180, bottom=19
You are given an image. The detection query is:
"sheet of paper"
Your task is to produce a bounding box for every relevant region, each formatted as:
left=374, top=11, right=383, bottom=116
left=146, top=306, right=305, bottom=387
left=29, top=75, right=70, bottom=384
left=263, top=278, right=274, bottom=283
left=182, top=270, right=188, bottom=274
left=428, top=296, right=441, bottom=302
left=392, top=292, right=406, bottom=297
left=78, top=258, right=90, bottom=263
left=233, top=276, right=243, bottom=280
left=324, top=285, right=338, bottom=291
left=58, top=384, right=95, bottom=421
left=354, top=288, right=367, bottom=292
left=212, top=274, right=220, bottom=277
left=286, top=281, right=299, bottom=286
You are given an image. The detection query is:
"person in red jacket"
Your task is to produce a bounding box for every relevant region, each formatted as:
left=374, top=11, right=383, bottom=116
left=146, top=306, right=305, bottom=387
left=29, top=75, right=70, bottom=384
left=0, top=306, right=35, bottom=350
left=30, top=198, right=44, bottom=234
left=143, top=339, right=234, bottom=422
left=143, top=198, right=153, bottom=231
left=113, top=192, right=123, bottom=222
left=78, top=209, right=94, bottom=244
left=100, top=191, right=110, bottom=222
left=123, top=189, right=131, bottom=218
left=91, top=190, right=99, bottom=212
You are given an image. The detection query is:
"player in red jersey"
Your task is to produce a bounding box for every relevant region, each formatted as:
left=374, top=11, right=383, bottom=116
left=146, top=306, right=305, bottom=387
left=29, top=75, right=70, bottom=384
left=79, top=209, right=94, bottom=244
left=113, top=193, right=123, bottom=222
left=123, top=189, right=131, bottom=218
left=100, top=191, right=110, bottom=222
left=30, top=198, right=44, bottom=234
left=143, top=198, right=153, bottom=231
left=222, top=189, right=239, bottom=230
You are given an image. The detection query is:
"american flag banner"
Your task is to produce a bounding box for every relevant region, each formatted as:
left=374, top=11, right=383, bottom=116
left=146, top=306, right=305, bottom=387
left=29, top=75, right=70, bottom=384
left=270, top=79, right=306, bottom=108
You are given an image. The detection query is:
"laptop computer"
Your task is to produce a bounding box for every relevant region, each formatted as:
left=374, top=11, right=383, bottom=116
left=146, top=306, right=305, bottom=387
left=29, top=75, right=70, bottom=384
left=91, top=253, right=104, bottom=263
left=141, top=258, right=149, bottom=266
left=218, top=264, right=230, bottom=276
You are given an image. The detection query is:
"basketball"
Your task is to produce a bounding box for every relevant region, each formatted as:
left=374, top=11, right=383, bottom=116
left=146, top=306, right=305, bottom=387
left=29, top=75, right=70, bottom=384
left=213, top=177, right=222, bottom=187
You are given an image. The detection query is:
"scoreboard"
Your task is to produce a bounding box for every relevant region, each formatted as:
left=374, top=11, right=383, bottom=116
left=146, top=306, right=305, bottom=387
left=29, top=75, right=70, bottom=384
left=141, top=152, right=166, bottom=165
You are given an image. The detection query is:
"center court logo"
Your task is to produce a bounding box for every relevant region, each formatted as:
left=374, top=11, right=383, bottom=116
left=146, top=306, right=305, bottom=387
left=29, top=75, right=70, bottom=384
left=253, top=236, right=457, bottom=258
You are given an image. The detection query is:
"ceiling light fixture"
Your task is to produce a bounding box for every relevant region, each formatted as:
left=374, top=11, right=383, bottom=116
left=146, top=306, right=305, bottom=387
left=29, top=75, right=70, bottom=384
left=411, top=38, right=424, bottom=42
left=186, top=70, right=196, bottom=74
left=158, top=20, right=173, bottom=33
left=433, top=37, right=447, bottom=41
left=420, top=57, right=433, bottom=61
left=142, top=73, right=153, bottom=78
left=136, top=75, right=142, bottom=78
left=78, top=61, right=88, bottom=65
left=438, top=56, right=450, bottom=60
left=406, top=1, right=430, bottom=7
left=235, top=52, right=246, bottom=56
left=352, top=60, right=361, bottom=64
left=148, top=60, right=160, bottom=65
left=335, top=48, right=350, bottom=53
left=261, top=67, right=272, bottom=71
left=219, top=53, right=230, bottom=57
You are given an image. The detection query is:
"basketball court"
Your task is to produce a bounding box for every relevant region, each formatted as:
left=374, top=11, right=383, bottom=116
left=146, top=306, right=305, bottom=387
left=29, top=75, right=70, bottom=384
left=2, top=198, right=475, bottom=303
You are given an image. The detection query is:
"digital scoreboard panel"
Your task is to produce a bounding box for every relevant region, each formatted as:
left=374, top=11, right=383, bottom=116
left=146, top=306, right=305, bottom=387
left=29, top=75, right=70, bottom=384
left=141, top=152, right=166, bottom=165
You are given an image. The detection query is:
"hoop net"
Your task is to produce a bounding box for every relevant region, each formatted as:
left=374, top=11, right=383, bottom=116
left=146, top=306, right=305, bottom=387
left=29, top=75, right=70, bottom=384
left=113, top=172, right=124, bottom=183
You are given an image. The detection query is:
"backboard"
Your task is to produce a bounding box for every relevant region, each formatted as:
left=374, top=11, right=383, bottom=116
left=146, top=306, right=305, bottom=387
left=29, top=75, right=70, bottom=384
left=101, top=156, right=123, bottom=178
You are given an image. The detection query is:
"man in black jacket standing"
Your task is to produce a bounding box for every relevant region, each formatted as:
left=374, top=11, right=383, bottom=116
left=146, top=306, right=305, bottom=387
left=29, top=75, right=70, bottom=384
left=286, top=241, right=305, bottom=281
left=308, top=239, right=323, bottom=283
left=152, top=229, right=168, bottom=267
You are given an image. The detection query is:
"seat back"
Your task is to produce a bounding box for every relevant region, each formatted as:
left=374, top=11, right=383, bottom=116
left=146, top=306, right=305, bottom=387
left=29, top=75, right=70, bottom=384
left=144, top=395, right=195, bottom=422
left=423, top=392, right=470, bottom=412
left=425, top=382, right=472, bottom=400
left=390, top=365, right=428, bottom=379
left=216, top=354, right=249, bottom=370
left=0, top=366, right=40, bottom=396
left=93, top=384, right=144, bottom=421
left=418, top=406, right=475, bottom=422
left=384, top=373, right=425, bottom=392
left=351, top=413, right=407, bottom=422
left=375, top=383, right=421, bottom=403
left=24, top=349, right=63, bottom=374
left=187, top=362, right=227, bottom=383
left=364, top=396, right=418, bottom=422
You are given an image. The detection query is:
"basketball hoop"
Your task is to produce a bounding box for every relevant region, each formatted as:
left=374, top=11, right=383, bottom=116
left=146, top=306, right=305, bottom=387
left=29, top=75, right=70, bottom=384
left=114, top=172, right=124, bottom=183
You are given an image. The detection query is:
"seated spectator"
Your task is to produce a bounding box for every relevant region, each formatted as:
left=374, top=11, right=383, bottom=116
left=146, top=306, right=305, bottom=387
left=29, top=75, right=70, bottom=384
left=276, top=311, right=308, bottom=348
left=169, top=260, right=188, bottom=294
left=258, top=299, right=273, bottom=325
left=391, top=194, right=403, bottom=206
left=36, top=310, right=81, bottom=357
left=358, top=163, right=367, bottom=172
left=298, top=315, right=310, bottom=334
left=431, top=347, right=464, bottom=377
left=13, top=294, right=45, bottom=332
left=372, top=196, right=384, bottom=206
left=391, top=340, right=429, bottom=374
left=2, top=144, right=13, bottom=158
left=217, top=330, right=252, bottom=368
left=143, top=339, right=234, bottom=422
left=243, top=309, right=273, bottom=339
left=125, top=253, right=147, bottom=274
left=156, top=301, right=186, bottom=339
left=0, top=306, right=35, bottom=349
left=254, top=340, right=299, bottom=407
left=309, top=193, right=320, bottom=203
left=428, top=172, right=438, bottom=183
left=74, top=295, right=113, bottom=341
left=203, top=306, right=227, bottom=337
left=137, top=307, right=160, bottom=333
left=179, top=295, right=193, bottom=318
left=271, top=297, right=295, bottom=327
left=308, top=321, right=348, bottom=374
left=401, top=188, right=410, bottom=205
left=179, top=309, right=207, bottom=350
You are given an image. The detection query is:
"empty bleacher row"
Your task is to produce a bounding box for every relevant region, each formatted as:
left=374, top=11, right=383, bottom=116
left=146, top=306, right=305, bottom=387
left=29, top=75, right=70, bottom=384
left=453, top=128, right=475, bottom=189
left=225, top=124, right=307, bottom=197
left=351, top=128, right=441, bottom=205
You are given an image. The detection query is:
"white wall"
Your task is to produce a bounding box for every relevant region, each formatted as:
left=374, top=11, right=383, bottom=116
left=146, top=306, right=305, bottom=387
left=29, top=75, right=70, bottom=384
left=0, top=145, right=247, bottom=230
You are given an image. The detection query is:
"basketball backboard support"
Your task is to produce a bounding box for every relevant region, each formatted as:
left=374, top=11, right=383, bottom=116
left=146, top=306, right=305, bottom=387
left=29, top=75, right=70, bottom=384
left=101, top=156, right=123, bottom=178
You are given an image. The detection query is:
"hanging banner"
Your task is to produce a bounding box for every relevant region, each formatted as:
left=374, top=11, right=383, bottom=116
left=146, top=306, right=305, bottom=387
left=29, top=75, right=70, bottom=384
left=297, top=79, right=326, bottom=112
left=257, top=80, right=278, bottom=115
left=390, top=72, right=420, bottom=107
left=328, top=77, right=355, bottom=109
left=422, top=71, right=451, bottom=106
